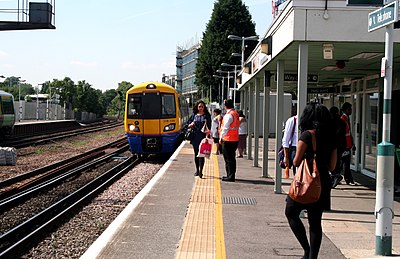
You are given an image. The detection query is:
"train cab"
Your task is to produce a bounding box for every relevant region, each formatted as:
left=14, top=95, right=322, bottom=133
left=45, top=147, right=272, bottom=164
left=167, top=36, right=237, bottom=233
left=124, top=82, right=189, bottom=155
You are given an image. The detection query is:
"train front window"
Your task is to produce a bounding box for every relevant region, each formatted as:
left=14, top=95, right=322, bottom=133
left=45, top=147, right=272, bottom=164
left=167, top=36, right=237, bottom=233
left=1, top=97, right=14, bottom=114
left=127, top=93, right=176, bottom=119
left=127, top=94, right=142, bottom=118
left=161, top=94, right=176, bottom=118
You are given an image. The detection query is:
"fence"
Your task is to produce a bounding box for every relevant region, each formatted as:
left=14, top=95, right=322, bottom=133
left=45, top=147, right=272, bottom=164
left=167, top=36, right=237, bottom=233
left=13, top=101, right=98, bottom=123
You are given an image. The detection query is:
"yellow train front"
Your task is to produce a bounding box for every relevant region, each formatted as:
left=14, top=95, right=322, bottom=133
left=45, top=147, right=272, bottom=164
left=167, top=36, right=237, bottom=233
left=124, top=82, right=189, bottom=155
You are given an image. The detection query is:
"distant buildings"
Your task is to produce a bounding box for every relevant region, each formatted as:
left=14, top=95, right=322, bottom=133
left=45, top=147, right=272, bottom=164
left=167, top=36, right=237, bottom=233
left=162, top=74, right=176, bottom=88
left=175, top=41, right=201, bottom=106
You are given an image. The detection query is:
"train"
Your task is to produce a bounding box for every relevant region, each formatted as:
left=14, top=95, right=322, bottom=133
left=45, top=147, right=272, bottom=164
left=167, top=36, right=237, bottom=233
left=0, top=90, right=16, bottom=136
left=124, top=82, right=190, bottom=156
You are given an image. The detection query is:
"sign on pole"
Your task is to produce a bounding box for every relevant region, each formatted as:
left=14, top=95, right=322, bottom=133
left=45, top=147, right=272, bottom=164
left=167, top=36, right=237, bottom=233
left=368, top=1, right=398, bottom=31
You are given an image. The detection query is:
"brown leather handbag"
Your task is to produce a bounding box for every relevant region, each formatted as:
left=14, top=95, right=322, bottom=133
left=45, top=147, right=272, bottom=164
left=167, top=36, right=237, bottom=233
left=288, top=130, right=321, bottom=204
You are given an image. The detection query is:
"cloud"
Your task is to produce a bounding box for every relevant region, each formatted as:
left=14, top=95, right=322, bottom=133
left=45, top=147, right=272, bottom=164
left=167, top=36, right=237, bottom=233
left=123, top=10, right=156, bottom=20
left=245, top=0, right=268, bottom=7
left=70, top=60, right=98, bottom=67
left=0, top=50, right=9, bottom=60
left=121, top=59, right=175, bottom=71
left=0, top=63, right=14, bottom=69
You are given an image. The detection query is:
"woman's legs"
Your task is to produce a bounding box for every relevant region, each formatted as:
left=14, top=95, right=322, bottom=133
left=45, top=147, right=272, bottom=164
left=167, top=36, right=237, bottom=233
left=198, top=157, right=205, bottom=178
left=307, top=206, right=323, bottom=259
left=213, top=138, right=220, bottom=154
left=193, top=145, right=200, bottom=176
left=285, top=197, right=310, bottom=258
left=192, top=144, right=204, bottom=178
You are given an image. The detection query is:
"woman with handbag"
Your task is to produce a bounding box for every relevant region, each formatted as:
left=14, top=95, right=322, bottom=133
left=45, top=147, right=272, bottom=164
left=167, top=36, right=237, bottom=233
left=186, top=100, right=211, bottom=178
left=285, top=103, right=337, bottom=259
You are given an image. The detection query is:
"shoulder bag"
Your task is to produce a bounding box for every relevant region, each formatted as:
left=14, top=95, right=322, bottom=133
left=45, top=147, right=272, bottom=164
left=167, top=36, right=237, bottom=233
left=184, top=127, right=194, bottom=141
left=288, top=130, right=321, bottom=204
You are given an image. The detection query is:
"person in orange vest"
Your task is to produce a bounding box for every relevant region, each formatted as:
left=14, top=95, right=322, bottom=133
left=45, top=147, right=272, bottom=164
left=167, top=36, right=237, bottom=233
left=341, top=102, right=356, bottom=186
left=219, top=99, right=240, bottom=182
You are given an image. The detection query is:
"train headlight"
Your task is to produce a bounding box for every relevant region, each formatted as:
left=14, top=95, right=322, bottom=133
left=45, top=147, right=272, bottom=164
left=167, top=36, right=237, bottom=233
left=129, top=124, right=140, bottom=132
left=164, top=123, right=175, bottom=132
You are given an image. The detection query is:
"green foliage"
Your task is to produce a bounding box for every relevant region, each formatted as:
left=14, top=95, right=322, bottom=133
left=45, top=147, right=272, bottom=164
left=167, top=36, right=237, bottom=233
left=0, top=77, right=34, bottom=101
left=0, top=75, right=134, bottom=118
left=107, top=81, right=134, bottom=118
left=196, top=0, right=257, bottom=102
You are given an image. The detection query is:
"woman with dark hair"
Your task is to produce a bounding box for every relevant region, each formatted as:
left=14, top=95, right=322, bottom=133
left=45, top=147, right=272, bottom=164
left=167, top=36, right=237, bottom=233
left=236, top=110, right=247, bottom=158
left=211, top=108, right=223, bottom=155
left=186, top=100, right=211, bottom=178
left=285, top=103, right=337, bottom=259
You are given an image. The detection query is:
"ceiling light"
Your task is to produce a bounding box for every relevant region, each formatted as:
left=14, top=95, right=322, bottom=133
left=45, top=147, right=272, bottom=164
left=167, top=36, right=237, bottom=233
left=321, top=66, right=340, bottom=71
left=349, top=52, right=383, bottom=60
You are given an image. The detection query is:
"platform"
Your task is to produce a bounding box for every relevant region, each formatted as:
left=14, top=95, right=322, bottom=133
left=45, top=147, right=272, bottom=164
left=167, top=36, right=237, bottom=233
left=81, top=140, right=400, bottom=259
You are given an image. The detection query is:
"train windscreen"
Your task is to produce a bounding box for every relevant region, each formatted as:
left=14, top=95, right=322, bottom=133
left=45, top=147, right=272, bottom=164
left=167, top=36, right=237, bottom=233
left=127, top=93, right=176, bottom=119
left=1, top=96, right=15, bottom=114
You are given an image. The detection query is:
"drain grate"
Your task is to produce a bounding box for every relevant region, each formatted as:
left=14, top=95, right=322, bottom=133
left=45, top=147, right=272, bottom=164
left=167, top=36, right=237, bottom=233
left=222, top=196, right=257, bottom=205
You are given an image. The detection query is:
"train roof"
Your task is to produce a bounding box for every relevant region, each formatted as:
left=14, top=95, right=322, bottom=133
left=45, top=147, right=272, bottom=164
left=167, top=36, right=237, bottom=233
left=0, top=90, right=14, bottom=97
left=126, top=82, right=178, bottom=94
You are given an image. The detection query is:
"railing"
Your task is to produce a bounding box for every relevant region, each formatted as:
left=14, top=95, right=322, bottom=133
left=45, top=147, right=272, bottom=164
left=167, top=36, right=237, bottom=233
left=0, top=0, right=55, bottom=30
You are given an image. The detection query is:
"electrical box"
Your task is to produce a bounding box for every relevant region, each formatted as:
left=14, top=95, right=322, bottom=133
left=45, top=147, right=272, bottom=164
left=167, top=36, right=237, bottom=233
left=29, top=2, right=52, bottom=24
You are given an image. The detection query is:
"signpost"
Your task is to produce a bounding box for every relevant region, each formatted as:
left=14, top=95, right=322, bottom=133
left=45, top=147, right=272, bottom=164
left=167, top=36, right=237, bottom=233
left=368, top=1, right=397, bottom=256
left=368, top=1, right=398, bottom=31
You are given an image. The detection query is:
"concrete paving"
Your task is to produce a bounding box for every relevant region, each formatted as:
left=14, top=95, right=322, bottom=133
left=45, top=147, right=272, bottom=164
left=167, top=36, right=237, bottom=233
left=82, top=139, right=400, bottom=259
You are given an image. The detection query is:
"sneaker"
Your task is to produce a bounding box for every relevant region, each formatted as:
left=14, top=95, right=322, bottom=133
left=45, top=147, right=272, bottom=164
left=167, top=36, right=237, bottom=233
left=331, top=175, right=343, bottom=188
left=347, top=182, right=356, bottom=186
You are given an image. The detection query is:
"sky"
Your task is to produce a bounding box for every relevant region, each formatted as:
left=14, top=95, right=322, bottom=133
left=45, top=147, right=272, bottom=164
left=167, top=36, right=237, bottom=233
left=0, top=0, right=272, bottom=92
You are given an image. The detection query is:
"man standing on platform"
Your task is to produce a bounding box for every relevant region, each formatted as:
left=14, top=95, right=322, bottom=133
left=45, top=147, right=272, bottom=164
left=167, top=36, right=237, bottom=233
left=341, top=102, right=356, bottom=186
left=220, top=99, right=240, bottom=182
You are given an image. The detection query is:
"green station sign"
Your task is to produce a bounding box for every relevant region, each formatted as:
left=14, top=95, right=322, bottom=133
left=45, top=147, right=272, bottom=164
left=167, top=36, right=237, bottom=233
left=368, top=1, right=398, bottom=32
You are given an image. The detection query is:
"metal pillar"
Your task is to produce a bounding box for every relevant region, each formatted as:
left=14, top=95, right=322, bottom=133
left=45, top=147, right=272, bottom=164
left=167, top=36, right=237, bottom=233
left=375, top=23, right=395, bottom=256
left=275, top=60, right=284, bottom=193
left=355, top=81, right=362, bottom=171
left=297, top=43, right=308, bottom=133
left=253, top=77, right=260, bottom=167
left=262, top=71, right=271, bottom=177
left=247, top=83, right=254, bottom=160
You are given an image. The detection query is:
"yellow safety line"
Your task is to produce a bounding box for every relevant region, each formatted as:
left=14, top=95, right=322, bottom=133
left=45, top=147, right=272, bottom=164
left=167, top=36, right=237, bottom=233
left=214, top=154, right=226, bottom=259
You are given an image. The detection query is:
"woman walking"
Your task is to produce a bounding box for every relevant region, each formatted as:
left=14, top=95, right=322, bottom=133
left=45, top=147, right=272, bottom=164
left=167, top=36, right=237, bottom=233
left=285, top=103, right=337, bottom=259
left=186, top=100, right=211, bottom=178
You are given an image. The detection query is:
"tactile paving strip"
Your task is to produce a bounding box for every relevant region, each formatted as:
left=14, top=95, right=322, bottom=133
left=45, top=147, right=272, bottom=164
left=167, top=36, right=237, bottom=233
left=175, top=154, right=218, bottom=259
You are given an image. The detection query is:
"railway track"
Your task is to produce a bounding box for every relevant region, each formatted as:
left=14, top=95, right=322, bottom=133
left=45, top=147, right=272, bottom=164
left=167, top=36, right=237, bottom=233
left=0, top=137, right=139, bottom=257
left=1, top=121, right=123, bottom=148
left=0, top=137, right=128, bottom=202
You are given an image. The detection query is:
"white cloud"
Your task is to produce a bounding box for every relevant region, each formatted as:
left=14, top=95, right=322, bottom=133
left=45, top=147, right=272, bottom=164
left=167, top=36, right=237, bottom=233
left=70, top=60, right=98, bottom=67
left=0, top=50, right=10, bottom=60
left=0, top=63, right=15, bottom=69
left=121, top=58, right=175, bottom=71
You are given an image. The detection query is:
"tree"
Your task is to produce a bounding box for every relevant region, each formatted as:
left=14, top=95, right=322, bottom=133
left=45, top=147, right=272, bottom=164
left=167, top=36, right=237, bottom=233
left=107, top=81, right=134, bottom=118
left=195, top=0, right=257, bottom=103
left=0, top=77, right=34, bottom=101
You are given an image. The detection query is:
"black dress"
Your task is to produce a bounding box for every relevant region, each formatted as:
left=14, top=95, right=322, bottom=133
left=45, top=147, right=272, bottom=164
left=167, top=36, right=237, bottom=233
left=298, top=130, right=336, bottom=210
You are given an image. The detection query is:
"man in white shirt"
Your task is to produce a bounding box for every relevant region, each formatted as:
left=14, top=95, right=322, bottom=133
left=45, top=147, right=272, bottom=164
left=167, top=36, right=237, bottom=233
left=282, top=115, right=298, bottom=173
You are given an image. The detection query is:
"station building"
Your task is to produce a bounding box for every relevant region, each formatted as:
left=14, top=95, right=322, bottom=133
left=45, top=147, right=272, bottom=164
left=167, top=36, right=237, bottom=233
left=237, top=0, right=400, bottom=190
